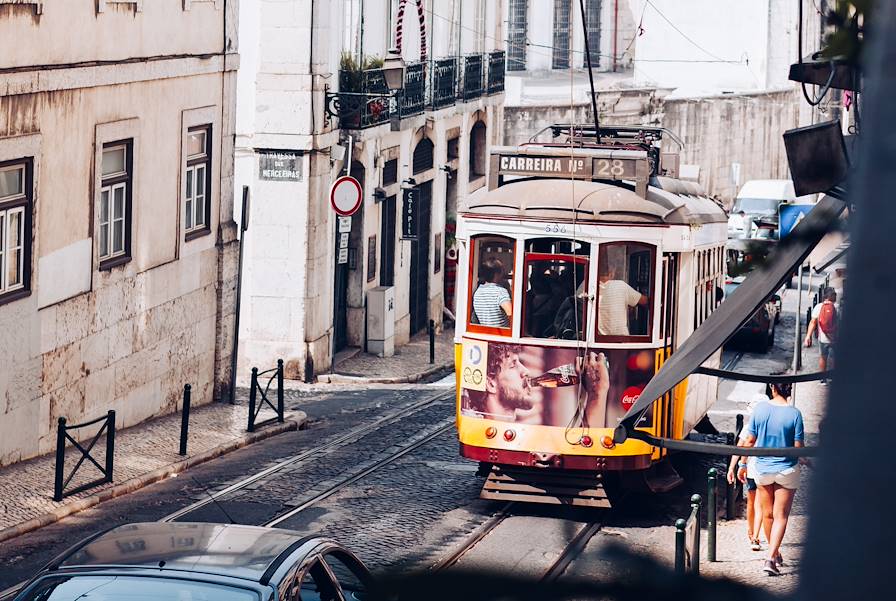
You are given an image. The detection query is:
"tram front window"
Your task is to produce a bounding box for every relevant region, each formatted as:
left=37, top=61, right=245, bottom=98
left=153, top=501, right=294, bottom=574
left=469, top=235, right=515, bottom=332
left=522, top=238, right=590, bottom=340
left=596, top=242, right=654, bottom=339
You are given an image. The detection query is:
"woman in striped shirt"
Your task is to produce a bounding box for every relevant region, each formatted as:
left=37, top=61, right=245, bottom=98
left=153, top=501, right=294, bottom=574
left=472, top=258, right=512, bottom=327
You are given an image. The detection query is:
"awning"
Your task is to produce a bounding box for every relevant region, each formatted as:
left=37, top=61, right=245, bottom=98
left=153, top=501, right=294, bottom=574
left=814, top=239, right=849, bottom=273
left=614, top=194, right=847, bottom=445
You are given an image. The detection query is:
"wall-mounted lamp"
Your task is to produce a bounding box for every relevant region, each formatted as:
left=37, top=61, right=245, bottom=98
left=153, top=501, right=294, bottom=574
left=373, top=187, right=387, bottom=202
left=439, top=165, right=452, bottom=179
left=400, top=177, right=417, bottom=190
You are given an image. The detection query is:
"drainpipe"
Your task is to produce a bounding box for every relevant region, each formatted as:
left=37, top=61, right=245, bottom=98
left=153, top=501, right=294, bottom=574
left=613, top=0, right=618, bottom=72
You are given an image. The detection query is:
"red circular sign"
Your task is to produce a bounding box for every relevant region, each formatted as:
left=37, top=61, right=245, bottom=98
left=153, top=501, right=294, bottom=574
left=330, top=176, right=363, bottom=216
left=621, top=385, right=645, bottom=411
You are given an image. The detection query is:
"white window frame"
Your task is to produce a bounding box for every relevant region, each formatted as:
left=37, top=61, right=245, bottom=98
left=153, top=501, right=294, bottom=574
left=0, top=1, right=43, bottom=14
left=0, top=161, right=30, bottom=299
left=97, top=0, right=143, bottom=12
left=98, top=142, right=132, bottom=265
left=180, top=107, right=219, bottom=248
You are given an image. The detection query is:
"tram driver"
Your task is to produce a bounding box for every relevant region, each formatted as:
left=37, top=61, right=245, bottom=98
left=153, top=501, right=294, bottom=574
left=597, top=253, right=649, bottom=336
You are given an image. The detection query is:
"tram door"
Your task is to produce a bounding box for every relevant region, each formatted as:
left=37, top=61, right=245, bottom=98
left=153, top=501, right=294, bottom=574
left=409, top=181, right=432, bottom=335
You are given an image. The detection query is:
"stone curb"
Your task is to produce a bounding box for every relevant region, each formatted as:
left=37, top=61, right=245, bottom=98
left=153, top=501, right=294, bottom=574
left=0, top=412, right=306, bottom=545
left=317, top=360, right=454, bottom=385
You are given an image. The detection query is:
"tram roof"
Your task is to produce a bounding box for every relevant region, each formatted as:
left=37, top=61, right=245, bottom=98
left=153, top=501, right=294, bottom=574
left=460, top=177, right=727, bottom=226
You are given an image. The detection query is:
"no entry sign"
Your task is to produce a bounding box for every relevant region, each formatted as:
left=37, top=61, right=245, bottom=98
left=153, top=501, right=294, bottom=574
left=330, top=176, right=363, bottom=216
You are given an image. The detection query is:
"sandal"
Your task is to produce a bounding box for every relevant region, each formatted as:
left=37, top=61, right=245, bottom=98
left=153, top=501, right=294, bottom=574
left=751, top=539, right=762, bottom=551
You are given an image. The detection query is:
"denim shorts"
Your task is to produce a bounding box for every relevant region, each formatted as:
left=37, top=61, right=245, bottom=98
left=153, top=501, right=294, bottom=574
left=819, top=341, right=833, bottom=360
left=745, top=477, right=757, bottom=491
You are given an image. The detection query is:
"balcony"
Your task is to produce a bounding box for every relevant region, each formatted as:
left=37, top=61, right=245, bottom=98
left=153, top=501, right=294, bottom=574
left=430, top=57, right=458, bottom=110
left=459, top=54, right=484, bottom=101
left=327, top=51, right=505, bottom=130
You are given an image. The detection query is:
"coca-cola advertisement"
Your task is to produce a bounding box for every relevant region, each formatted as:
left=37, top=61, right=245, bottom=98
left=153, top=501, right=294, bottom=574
left=459, top=339, right=655, bottom=428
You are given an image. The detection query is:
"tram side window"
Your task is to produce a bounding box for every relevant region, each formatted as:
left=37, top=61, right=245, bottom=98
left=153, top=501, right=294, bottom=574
left=521, top=238, right=590, bottom=340
left=596, top=242, right=654, bottom=339
left=469, top=235, right=515, bottom=332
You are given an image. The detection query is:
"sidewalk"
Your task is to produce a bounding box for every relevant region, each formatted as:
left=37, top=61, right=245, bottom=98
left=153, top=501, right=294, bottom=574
left=317, top=328, right=455, bottom=384
left=0, top=400, right=305, bottom=544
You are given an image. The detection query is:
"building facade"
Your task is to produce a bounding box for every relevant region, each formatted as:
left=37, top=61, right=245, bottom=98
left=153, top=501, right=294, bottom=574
left=235, top=0, right=506, bottom=378
left=501, top=0, right=827, bottom=204
left=0, top=0, right=239, bottom=466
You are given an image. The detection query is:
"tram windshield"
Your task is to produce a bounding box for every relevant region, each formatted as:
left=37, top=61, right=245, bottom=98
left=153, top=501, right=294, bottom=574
left=522, top=238, right=590, bottom=340
left=469, top=235, right=515, bottom=333
left=596, top=242, right=654, bottom=340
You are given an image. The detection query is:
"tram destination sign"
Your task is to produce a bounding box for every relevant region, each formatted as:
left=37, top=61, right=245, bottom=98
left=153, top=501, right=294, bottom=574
left=499, top=155, right=592, bottom=178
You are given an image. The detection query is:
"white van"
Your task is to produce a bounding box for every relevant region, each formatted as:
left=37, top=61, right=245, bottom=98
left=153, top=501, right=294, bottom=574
left=727, top=180, right=797, bottom=239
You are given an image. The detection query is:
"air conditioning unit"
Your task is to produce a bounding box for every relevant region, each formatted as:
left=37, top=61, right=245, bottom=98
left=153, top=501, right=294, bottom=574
left=367, top=286, right=396, bottom=357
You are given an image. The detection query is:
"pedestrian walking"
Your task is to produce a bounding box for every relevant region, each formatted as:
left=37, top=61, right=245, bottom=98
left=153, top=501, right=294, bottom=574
left=804, top=288, right=838, bottom=379
left=727, top=393, right=769, bottom=552
left=734, top=382, right=806, bottom=576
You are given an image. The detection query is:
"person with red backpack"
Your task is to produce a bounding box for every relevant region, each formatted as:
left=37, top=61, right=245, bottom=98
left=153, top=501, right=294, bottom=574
left=805, top=288, right=838, bottom=380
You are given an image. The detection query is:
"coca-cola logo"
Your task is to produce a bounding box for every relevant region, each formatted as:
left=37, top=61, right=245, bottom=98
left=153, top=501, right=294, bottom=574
left=621, top=385, right=645, bottom=410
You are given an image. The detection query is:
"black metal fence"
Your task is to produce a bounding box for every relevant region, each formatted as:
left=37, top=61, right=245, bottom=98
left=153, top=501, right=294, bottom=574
left=487, top=51, right=506, bottom=94
left=248, top=359, right=285, bottom=432
left=53, top=410, right=115, bottom=501
left=674, top=494, right=702, bottom=574
left=330, top=51, right=506, bottom=130
left=460, top=54, right=484, bottom=101
left=430, top=57, right=458, bottom=109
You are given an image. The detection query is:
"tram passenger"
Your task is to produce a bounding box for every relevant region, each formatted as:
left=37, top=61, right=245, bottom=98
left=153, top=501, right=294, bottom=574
left=524, top=270, right=558, bottom=337
left=596, top=255, right=648, bottom=336
left=472, top=258, right=512, bottom=328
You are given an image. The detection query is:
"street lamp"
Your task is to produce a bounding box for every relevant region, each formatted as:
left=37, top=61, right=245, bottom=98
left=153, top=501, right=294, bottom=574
left=382, top=48, right=407, bottom=91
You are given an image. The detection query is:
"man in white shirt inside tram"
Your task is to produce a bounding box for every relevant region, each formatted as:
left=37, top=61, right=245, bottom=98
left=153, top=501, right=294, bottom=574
left=472, top=258, right=512, bottom=327
left=597, top=256, right=649, bottom=336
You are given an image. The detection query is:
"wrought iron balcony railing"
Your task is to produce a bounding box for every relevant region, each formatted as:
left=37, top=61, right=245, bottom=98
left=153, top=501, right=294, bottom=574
left=487, top=51, right=506, bottom=94
left=459, top=54, right=485, bottom=101
left=430, top=57, right=458, bottom=110
left=326, top=51, right=504, bottom=129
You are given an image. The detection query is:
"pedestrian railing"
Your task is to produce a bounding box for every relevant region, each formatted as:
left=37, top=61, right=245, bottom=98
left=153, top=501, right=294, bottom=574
left=54, top=410, right=115, bottom=501
left=248, top=359, right=285, bottom=432
left=675, top=494, right=702, bottom=575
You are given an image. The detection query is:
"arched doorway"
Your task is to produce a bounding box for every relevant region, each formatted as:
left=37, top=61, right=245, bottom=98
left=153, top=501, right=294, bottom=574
left=469, top=121, right=487, bottom=182
left=408, top=137, right=434, bottom=335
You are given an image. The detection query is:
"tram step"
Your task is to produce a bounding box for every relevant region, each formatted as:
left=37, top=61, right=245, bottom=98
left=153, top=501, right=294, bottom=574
left=642, top=460, right=684, bottom=494
left=481, top=466, right=611, bottom=508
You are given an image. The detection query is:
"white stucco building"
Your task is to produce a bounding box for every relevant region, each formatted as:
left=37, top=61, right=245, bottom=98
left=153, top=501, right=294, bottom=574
left=235, top=0, right=506, bottom=378
left=0, top=0, right=239, bottom=466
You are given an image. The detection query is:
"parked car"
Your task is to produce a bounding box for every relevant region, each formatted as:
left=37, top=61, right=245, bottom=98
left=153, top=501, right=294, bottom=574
left=723, top=276, right=780, bottom=352
left=12, top=522, right=373, bottom=601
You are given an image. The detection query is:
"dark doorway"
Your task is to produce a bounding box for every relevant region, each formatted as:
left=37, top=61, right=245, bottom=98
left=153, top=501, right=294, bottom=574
left=334, top=255, right=349, bottom=352
left=380, top=195, right=396, bottom=287
left=409, top=181, right=432, bottom=335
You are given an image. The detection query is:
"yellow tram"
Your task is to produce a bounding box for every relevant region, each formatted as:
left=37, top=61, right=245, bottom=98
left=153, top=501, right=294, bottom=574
left=453, top=126, right=728, bottom=506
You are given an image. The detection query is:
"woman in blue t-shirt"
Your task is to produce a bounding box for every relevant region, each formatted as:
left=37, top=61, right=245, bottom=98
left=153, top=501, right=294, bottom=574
left=735, top=382, right=805, bottom=576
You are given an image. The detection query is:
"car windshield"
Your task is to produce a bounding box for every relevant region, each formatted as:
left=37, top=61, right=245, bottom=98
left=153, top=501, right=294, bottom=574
left=19, top=575, right=259, bottom=601
left=733, top=197, right=779, bottom=213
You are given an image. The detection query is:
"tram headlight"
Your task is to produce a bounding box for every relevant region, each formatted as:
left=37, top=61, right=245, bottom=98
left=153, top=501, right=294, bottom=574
left=503, top=429, right=516, bottom=442
left=485, top=427, right=497, bottom=439
left=600, top=435, right=616, bottom=449
left=580, top=435, right=593, bottom=448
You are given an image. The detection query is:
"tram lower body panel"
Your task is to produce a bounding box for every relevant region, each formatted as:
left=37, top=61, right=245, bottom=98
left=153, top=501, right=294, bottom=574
left=455, top=339, right=718, bottom=505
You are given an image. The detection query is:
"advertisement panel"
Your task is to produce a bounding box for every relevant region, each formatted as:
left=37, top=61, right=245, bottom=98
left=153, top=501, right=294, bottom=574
left=459, top=338, right=655, bottom=428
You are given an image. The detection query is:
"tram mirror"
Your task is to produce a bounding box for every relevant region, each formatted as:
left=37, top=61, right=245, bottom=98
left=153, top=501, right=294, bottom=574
left=784, top=120, right=849, bottom=197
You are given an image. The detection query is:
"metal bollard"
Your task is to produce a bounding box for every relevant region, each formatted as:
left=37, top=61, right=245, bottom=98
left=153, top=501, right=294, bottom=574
left=674, top=518, right=687, bottom=574
left=54, top=417, right=67, bottom=502
left=105, top=410, right=115, bottom=484
left=248, top=367, right=258, bottom=432
left=179, top=385, right=191, bottom=456
left=304, top=354, right=314, bottom=384
left=277, top=359, right=285, bottom=423
left=691, top=494, right=702, bottom=575
left=707, top=468, right=717, bottom=562
left=429, top=319, right=435, bottom=364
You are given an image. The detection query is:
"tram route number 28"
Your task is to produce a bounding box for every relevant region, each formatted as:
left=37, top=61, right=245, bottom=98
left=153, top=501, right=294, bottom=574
left=595, top=158, right=634, bottom=179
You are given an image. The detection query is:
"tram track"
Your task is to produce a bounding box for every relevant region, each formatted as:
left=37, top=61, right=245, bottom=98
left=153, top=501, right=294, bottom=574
left=161, top=389, right=455, bottom=523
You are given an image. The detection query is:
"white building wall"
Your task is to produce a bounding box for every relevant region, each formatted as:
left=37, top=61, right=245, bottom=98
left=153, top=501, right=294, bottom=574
left=0, top=0, right=238, bottom=466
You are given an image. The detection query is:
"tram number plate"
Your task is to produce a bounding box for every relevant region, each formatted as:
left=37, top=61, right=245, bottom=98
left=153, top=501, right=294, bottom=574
left=594, top=158, right=637, bottom=180
left=544, top=223, right=568, bottom=234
